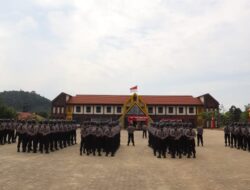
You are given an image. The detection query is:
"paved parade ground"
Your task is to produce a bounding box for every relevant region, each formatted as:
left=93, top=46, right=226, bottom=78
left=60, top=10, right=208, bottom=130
left=0, top=129, right=249, bottom=190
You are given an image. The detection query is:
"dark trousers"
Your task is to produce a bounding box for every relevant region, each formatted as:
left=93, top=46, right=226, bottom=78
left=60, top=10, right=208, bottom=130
left=105, top=137, right=115, bottom=156
left=27, top=135, right=33, bottom=152
left=127, top=133, right=134, bottom=145
left=8, top=130, right=15, bottom=143
left=176, top=139, right=182, bottom=158
left=33, top=135, right=38, bottom=153
left=187, top=139, right=196, bottom=158
left=232, top=135, right=237, bottom=147
left=142, top=130, right=147, bottom=138
left=73, top=130, right=77, bottom=144
left=242, top=136, right=247, bottom=150
left=96, top=137, right=102, bottom=155
left=248, top=137, right=250, bottom=151
left=80, top=137, right=85, bottom=155
left=17, top=133, right=23, bottom=151
left=158, top=139, right=166, bottom=158
left=237, top=135, right=243, bottom=149
left=197, top=134, right=203, bottom=146
left=41, top=135, right=49, bottom=153
left=170, top=138, right=177, bottom=158
left=22, top=134, right=28, bottom=152
left=224, top=134, right=230, bottom=146
left=49, top=134, right=54, bottom=151
left=230, top=134, right=234, bottom=147
left=0, top=131, right=3, bottom=144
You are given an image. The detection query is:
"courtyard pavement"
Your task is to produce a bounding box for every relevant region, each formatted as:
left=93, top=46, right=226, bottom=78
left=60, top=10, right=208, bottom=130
left=0, top=129, right=249, bottom=190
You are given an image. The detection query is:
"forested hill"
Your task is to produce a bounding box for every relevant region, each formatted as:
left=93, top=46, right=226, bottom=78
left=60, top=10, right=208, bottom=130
left=0, top=90, right=51, bottom=113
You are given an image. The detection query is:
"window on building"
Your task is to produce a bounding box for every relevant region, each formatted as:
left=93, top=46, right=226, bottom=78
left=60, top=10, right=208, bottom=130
left=189, top=107, right=194, bottom=114
left=96, top=106, right=101, bottom=113
left=168, top=107, right=174, bottom=113
left=76, top=106, right=81, bottom=113
left=53, top=107, right=56, bottom=114
left=57, top=107, right=60, bottom=114
left=106, top=106, right=112, bottom=113
left=148, top=106, right=153, bottom=114
left=179, top=107, right=184, bottom=114
left=86, top=106, right=91, bottom=113
left=158, top=107, right=163, bottom=114
left=116, top=106, right=122, bottom=113
left=61, top=107, right=64, bottom=114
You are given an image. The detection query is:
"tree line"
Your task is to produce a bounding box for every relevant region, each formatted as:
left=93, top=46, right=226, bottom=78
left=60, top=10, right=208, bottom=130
left=200, top=105, right=249, bottom=127
left=0, top=90, right=51, bottom=119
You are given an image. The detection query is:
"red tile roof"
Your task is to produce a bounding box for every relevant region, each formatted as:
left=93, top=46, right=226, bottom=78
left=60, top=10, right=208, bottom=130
left=67, top=95, right=203, bottom=105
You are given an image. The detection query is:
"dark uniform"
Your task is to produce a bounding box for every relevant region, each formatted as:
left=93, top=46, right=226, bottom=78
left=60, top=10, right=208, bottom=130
left=197, top=126, right=203, bottom=146
left=185, top=126, right=196, bottom=158
left=127, top=124, right=135, bottom=146
left=224, top=124, right=230, bottom=146
left=142, top=124, right=147, bottom=138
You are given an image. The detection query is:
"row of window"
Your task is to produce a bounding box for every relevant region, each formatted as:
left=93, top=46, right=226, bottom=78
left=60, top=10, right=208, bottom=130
left=147, top=106, right=195, bottom=115
left=53, top=107, right=65, bottom=114
left=75, top=106, right=122, bottom=114
left=53, top=105, right=196, bottom=115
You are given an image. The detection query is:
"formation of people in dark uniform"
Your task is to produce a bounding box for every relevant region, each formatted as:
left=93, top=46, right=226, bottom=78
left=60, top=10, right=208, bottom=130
left=224, top=122, right=250, bottom=152
left=148, top=121, right=197, bottom=159
left=0, top=119, right=17, bottom=145
left=80, top=121, right=121, bottom=157
left=15, top=120, right=77, bottom=154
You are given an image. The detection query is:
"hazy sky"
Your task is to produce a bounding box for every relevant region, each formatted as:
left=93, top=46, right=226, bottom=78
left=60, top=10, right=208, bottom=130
left=0, top=0, right=249, bottom=110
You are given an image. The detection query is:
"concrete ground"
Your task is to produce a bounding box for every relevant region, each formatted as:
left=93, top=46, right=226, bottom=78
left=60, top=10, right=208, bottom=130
left=0, top=129, right=249, bottom=190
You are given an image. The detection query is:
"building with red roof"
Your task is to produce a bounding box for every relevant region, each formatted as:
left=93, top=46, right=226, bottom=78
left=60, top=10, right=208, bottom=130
left=51, top=92, right=219, bottom=128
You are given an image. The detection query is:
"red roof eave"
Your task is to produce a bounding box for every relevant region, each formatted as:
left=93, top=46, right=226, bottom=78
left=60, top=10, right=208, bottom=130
left=66, top=95, right=203, bottom=106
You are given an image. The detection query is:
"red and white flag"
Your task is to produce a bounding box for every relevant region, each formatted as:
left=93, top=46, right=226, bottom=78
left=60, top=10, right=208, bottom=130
left=130, top=85, right=138, bottom=93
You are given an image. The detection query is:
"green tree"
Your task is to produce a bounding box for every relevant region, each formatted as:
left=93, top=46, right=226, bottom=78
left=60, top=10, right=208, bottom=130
left=240, top=111, right=248, bottom=122
left=228, top=105, right=242, bottom=122
left=0, top=90, right=51, bottom=114
left=218, top=112, right=230, bottom=127
left=37, top=112, right=49, bottom=119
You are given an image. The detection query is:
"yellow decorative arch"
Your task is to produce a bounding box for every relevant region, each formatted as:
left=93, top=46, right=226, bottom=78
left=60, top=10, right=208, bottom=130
left=119, top=93, right=152, bottom=127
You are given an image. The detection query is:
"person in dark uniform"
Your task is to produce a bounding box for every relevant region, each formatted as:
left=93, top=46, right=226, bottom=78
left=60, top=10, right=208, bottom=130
left=32, top=121, right=39, bottom=153
left=2, top=119, right=7, bottom=144
left=233, top=123, right=239, bottom=148
left=0, top=119, right=4, bottom=145
left=175, top=124, right=183, bottom=158
left=22, top=121, right=28, bottom=152
left=157, top=123, right=167, bottom=158
left=169, top=123, right=177, bottom=158
left=186, top=123, right=196, bottom=158
left=95, top=123, right=103, bottom=156
left=197, top=126, right=204, bottom=146
left=27, top=120, right=35, bottom=153
left=127, top=121, right=135, bottom=146
left=80, top=122, right=87, bottom=155
left=16, top=120, right=25, bottom=152
left=104, top=123, right=113, bottom=156
left=142, top=123, right=147, bottom=138
left=241, top=123, right=248, bottom=151
left=6, top=119, right=11, bottom=144
left=247, top=123, right=250, bottom=152
left=224, top=123, right=230, bottom=147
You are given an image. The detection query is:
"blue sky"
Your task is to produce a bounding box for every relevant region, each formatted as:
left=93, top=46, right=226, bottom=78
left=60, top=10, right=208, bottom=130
left=0, top=0, right=250, bottom=110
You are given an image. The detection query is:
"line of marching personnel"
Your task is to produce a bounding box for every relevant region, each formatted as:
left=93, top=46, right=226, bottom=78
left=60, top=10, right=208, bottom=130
left=16, top=120, right=77, bottom=153
left=0, top=119, right=17, bottom=145
left=224, top=122, right=250, bottom=151
left=148, top=121, right=197, bottom=159
left=80, top=121, right=121, bottom=157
